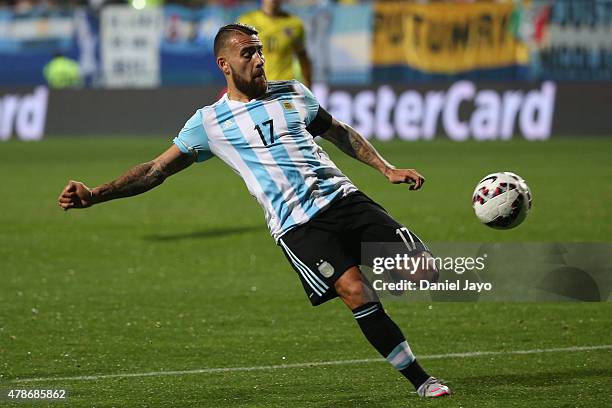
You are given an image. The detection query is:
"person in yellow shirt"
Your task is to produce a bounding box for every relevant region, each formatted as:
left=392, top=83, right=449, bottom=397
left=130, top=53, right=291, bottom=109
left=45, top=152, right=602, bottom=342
left=239, top=0, right=312, bottom=87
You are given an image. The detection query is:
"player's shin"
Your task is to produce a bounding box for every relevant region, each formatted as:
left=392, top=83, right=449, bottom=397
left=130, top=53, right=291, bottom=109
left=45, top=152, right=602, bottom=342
left=352, top=302, right=430, bottom=389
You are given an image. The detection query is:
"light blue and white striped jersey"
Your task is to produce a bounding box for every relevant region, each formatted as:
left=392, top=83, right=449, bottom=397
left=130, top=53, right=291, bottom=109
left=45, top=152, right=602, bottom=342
left=173, top=80, right=357, bottom=241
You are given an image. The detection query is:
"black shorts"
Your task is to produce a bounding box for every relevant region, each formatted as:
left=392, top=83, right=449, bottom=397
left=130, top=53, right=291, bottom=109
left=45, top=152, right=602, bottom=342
left=278, top=191, right=429, bottom=306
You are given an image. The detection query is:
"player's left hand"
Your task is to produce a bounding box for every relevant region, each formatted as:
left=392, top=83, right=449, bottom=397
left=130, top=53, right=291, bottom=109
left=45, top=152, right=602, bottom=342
left=384, top=167, right=425, bottom=190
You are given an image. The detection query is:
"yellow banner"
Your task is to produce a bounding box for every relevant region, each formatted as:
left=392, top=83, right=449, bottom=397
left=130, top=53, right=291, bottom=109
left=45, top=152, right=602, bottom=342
left=373, top=2, right=529, bottom=73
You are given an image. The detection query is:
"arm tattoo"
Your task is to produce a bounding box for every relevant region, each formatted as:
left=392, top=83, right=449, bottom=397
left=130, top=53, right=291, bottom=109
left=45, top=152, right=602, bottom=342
left=322, top=121, right=392, bottom=174
left=92, top=160, right=168, bottom=203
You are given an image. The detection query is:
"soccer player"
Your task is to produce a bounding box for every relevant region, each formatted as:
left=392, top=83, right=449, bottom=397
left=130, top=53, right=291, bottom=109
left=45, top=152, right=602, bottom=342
left=57, top=24, right=450, bottom=399
left=238, top=0, right=312, bottom=87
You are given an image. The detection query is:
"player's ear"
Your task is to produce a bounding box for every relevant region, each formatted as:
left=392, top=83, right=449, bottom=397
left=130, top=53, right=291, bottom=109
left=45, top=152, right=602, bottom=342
left=217, top=57, right=230, bottom=76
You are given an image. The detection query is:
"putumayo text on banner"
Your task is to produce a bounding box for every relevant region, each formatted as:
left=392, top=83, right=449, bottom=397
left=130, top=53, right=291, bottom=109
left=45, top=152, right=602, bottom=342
left=373, top=1, right=529, bottom=78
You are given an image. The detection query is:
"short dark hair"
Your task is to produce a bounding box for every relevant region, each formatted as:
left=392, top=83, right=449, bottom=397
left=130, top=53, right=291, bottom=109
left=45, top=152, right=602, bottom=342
left=214, top=23, right=258, bottom=57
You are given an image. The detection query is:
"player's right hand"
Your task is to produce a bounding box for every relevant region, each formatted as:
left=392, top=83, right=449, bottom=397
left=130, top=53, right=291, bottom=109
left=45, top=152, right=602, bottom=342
left=384, top=168, right=425, bottom=190
left=58, top=180, right=94, bottom=210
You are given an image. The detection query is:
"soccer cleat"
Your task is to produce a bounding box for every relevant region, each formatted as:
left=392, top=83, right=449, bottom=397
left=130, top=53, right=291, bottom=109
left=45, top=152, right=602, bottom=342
left=416, top=377, right=451, bottom=398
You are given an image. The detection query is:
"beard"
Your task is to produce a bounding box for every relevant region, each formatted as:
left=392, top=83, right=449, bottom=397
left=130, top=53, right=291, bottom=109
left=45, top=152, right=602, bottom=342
left=231, top=66, right=267, bottom=99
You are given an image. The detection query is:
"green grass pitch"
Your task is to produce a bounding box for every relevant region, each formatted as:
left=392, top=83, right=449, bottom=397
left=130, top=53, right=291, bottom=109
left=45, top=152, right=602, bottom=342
left=1, top=137, right=611, bottom=407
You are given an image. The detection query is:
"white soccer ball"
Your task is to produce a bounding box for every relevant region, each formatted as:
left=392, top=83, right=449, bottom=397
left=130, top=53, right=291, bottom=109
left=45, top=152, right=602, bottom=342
left=472, top=172, right=532, bottom=229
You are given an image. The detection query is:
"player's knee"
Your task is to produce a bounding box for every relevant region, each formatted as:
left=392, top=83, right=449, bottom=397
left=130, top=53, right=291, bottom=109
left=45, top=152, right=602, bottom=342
left=413, top=252, right=439, bottom=283
left=335, top=267, right=379, bottom=308
left=419, top=264, right=439, bottom=283
left=336, top=278, right=365, bottom=302
left=386, top=252, right=438, bottom=284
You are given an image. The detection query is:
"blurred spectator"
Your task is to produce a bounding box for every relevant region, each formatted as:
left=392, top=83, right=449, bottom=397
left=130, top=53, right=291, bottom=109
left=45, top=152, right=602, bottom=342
left=44, top=52, right=82, bottom=88
left=239, top=0, right=312, bottom=87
